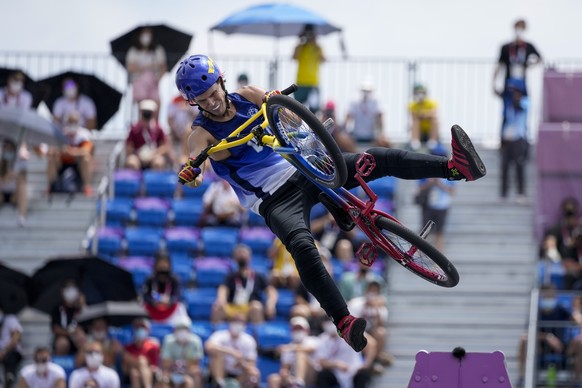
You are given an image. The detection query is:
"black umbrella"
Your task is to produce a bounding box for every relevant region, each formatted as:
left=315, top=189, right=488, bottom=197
left=0, top=262, right=30, bottom=314
left=77, top=301, right=148, bottom=327
left=0, top=67, right=45, bottom=108
left=110, top=24, right=194, bottom=71
left=28, top=256, right=137, bottom=315
left=37, top=71, right=122, bottom=129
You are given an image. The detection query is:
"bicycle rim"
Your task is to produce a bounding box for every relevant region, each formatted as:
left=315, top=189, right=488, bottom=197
left=375, top=216, right=459, bottom=287
left=266, top=95, right=347, bottom=188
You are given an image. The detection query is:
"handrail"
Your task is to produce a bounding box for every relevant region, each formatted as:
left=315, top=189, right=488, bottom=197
left=524, top=287, right=541, bottom=388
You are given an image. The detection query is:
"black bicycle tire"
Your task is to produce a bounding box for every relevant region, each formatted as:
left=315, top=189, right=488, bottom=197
left=375, top=216, right=459, bottom=287
left=266, top=95, right=347, bottom=189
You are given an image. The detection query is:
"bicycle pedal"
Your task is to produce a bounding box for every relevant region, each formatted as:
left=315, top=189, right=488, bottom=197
left=357, top=243, right=377, bottom=267
left=355, top=153, right=376, bottom=177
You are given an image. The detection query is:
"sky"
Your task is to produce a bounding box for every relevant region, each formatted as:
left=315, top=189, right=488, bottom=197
left=2, top=0, right=582, bottom=60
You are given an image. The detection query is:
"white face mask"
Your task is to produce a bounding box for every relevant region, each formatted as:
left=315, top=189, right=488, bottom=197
left=322, top=321, right=337, bottom=335
left=63, top=287, right=79, bottom=303
left=35, top=362, right=49, bottom=374
left=175, top=329, right=190, bottom=343
left=229, top=322, right=245, bottom=336
left=291, top=330, right=307, bottom=343
left=140, top=33, right=152, bottom=46
left=515, top=28, right=525, bottom=40
left=85, top=352, right=103, bottom=369
left=8, top=80, right=23, bottom=94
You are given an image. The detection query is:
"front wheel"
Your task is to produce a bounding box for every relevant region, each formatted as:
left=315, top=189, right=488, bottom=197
left=375, top=216, right=459, bottom=287
left=266, top=95, right=347, bottom=189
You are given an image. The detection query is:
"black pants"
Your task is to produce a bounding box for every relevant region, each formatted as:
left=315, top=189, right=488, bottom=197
left=500, top=138, right=528, bottom=197
left=316, top=367, right=372, bottom=388
left=1, top=349, right=22, bottom=386
left=259, top=148, right=448, bottom=322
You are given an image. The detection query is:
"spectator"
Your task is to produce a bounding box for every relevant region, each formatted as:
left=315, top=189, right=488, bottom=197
left=0, top=70, right=32, bottom=108
left=545, top=198, right=582, bottom=260
left=267, top=316, right=318, bottom=388
left=237, top=73, right=249, bottom=89
left=200, top=180, right=246, bottom=227
left=125, top=26, right=167, bottom=105
left=51, top=280, right=86, bottom=356
left=142, top=256, right=190, bottom=326
left=17, top=346, right=66, bottom=388
left=212, top=244, right=278, bottom=323
left=122, top=318, right=160, bottom=388
left=83, top=318, right=123, bottom=369
left=268, top=237, right=301, bottom=290
left=319, top=100, right=357, bottom=153
left=167, top=95, right=196, bottom=149
left=312, top=318, right=377, bottom=388
left=47, top=112, right=94, bottom=197
left=561, top=229, right=582, bottom=291
left=0, top=307, right=23, bottom=387
left=408, top=83, right=440, bottom=151
left=159, top=317, right=204, bottom=388
left=52, top=78, right=97, bottom=130
left=205, top=314, right=260, bottom=388
left=292, top=24, right=324, bottom=113
left=311, top=211, right=358, bottom=262
left=125, top=99, right=173, bottom=171
left=347, top=281, right=393, bottom=370
left=339, top=260, right=385, bottom=302
left=344, top=81, right=389, bottom=147
left=565, top=296, right=582, bottom=384
left=0, top=139, right=29, bottom=226
left=69, top=341, right=120, bottom=388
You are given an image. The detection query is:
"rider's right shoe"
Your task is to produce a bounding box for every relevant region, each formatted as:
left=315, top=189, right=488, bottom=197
left=447, top=124, right=487, bottom=181
left=337, top=315, right=368, bottom=352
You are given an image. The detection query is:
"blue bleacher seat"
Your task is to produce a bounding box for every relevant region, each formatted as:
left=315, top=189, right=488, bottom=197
left=51, top=355, right=76, bottom=380
left=144, top=170, right=177, bottom=198
left=96, top=227, right=124, bottom=257
left=247, top=211, right=267, bottom=227
left=254, top=321, right=292, bottom=350
left=125, top=227, right=163, bottom=257
left=251, top=255, right=272, bottom=274
left=363, top=177, right=397, bottom=200
left=108, top=325, right=133, bottom=345
left=134, top=197, right=170, bottom=227
left=240, top=227, right=275, bottom=256
left=193, top=258, right=232, bottom=288
left=201, top=226, right=239, bottom=257
left=113, top=169, right=142, bottom=198
left=184, top=288, right=217, bottom=320
left=96, top=198, right=134, bottom=227
left=169, top=253, right=193, bottom=284
left=150, top=323, right=173, bottom=343
left=172, top=198, right=204, bottom=226
left=538, top=261, right=565, bottom=289
left=191, top=320, right=214, bottom=343
left=275, top=289, right=295, bottom=319
left=257, top=356, right=281, bottom=383
left=165, top=227, right=199, bottom=255
left=182, top=179, right=211, bottom=199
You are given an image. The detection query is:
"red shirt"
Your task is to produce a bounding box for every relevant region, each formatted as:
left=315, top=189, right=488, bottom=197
left=124, top=338, right=160, bottom=367
left=126, top=122, right=166, bottom=151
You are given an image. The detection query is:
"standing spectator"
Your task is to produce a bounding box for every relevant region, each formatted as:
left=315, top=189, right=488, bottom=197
left=312, top=318, right=376, bottom=388
left=205, top=314, right=260, bottom=388
left=122, top=318, right=160, bottom=388
left=344, top=82, right=389, bottom=147
left=52, top=78, right=97, bottom=130
left=0, top=70, right=32, bottom=108
left=159, top=317, right=204, bottom=388
left=69, top=341, right=120, bottom=388
left=142, top=256, right=190, bottom=326
left=408, top=84, right=440, bottom=151
left=338, top=261, right=385, bottom=302
left=212, top=244, right=278, bottom=323
left=17, top=346, right=66, bottom=388
left=292, top=24, right=325, bottom=113
left=200, top=180, right=246, bottom=227
left=51, top=280, right=86, bottom=356
left=267, top=316, right=318, bottom=388
left=167, top=95, right=196, bottom=149
left=46, top=112, right=94, bottom=197
left=0, top=139, right=29, bottom=226
left=125, top=99, right=173, bottom=171
left=319, top=100, right=357, bottom=153
left=126, top=26, right=167, bottom=106
left=0, top=307, right=23, bottom=387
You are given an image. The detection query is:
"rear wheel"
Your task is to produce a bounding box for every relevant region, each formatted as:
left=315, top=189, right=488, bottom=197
left=375, top=216, right=459, bottom=287
left=266, top=95, right=347, bottom=189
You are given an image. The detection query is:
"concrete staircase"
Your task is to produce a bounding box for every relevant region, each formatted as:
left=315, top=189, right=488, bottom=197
left=373, top=147, right=538, bottom=387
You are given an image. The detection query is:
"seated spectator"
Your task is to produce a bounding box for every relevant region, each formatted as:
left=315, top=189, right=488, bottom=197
left=546, top=197, right=582, bottom=259
left=318, top=100, right=356, bottom=153
left=81, top=317, right=122, bottom=369
left=52, top=78, right=97, bottom=130
left=347, top=281, right=393, bottom=370
left=205, top=314, right=260, bottom=388
left=69, top=341, right=120, bottom=388
left=0, top=307, right=23, bottom=387
left=167, top=95, right=196, bottom=149
left=0, top=139, right=29, bottom=226
left=159, top=317, right=204, bottom=388
left=312, top=318, right=377, bottom=388
left=47, top=112, right=94, bottom=197
left=125, top=99, right=173, bottom=171
left=344, top=81, right=390, bottom=147
left=339, top=260, right=385, bottom=302
left=17, top=346, right=66, bottom=388
left=200, top=180, right=246, bottom=227
left=0, top=70, right=33, bottom=109
left=408, top=83, right=440, bottom=151
left=122, top=318, right=160, bottom=388
left=212, top=244, right=278, bottom=323
left=267, top=316, right=318, bottom=388
left=51, top=280, right=86, bottom=356
left=142, top=256, right=190, bottom=326
left=269, top=238, right=301, bottom=290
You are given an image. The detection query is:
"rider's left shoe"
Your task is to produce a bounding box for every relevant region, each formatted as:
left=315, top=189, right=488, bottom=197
left=337, top=315, right=368, bottom=352
left=447, top=125, right=487, bottom=181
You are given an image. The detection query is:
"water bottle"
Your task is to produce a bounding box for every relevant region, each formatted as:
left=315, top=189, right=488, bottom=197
left=547, top=363, right=557, bottom=388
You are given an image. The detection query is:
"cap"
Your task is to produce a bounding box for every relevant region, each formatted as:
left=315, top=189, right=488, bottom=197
left=324, top=100, right=336, bottom=111
left=139, top=99, right=158, bottom=112
left=360, top=81, right=374, bottom=92
left=290, top=316, right=310, bottom=331
left=133, top=318, right=151, bottom=330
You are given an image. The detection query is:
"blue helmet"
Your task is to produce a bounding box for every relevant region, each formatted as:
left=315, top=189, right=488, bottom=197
left=175, top=55, right=223, bottom=103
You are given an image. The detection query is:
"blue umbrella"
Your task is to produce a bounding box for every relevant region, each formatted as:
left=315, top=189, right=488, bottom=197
left=210, top=3, right=342, bottom=37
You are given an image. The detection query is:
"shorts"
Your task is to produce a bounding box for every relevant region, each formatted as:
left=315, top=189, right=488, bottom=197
left=422, top=208, right=449, bottom=233
left=224, top=303, right=250, bottom=319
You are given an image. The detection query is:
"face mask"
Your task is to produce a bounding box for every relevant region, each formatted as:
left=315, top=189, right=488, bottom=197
left=291, top=330, right=307, bottom=343
left=236, top=259, right=248, bottom=269
left=35, top=362, right=49, bottom=374
left=175, top=329, right=190, bottom=343
left=8, top=81, right=23, bottom=94
left=140, top=33, right=152, bottom=46
left=2, top=151, right=15, bottom=161
left=229, top=322, right=245, bottom=336
left=141, top=111, right=153, bottom=121
left=63, top=287, right=79, bottom=303
left=322, top=321, right=337, bottom=335
left=365, top=292, right=379, bottom=302
left=515, top=28, right=525, bottom=40
left=540, top=298, right=557, bottom=311
left=156, top=269, right=170, bottom=278
left=134, top=327, right=149, bottom=342
left=91, top=330, right=108, bottom=341
left=85, top=352, right=103, bottom=369
left=64, top=87, right=77, bottom=99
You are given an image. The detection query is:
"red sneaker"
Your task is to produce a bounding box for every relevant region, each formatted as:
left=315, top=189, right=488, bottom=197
left=337, top=315, right=367, bottom=352
left=448, top=125, right=487, bottom=181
